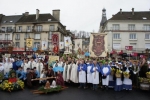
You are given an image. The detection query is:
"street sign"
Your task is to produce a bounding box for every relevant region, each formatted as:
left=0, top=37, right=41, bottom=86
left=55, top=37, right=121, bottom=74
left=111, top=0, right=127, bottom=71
left=26, top=39, right=33, bottom=47
left=125, top=46, right=133, bottom=50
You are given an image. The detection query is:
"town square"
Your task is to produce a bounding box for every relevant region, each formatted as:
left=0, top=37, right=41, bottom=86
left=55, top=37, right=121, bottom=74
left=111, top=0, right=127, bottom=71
left=0, top=0, right=150, bottom=100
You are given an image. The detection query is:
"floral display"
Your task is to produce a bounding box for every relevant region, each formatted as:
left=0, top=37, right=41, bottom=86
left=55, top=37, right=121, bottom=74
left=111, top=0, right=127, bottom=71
left=0, top=80, right=24, bottom=92
left=115, top=69, right=122, bottom=78
left=123, top=72, right=130, bottom=78
left=146, top=72, right=150, bottom=79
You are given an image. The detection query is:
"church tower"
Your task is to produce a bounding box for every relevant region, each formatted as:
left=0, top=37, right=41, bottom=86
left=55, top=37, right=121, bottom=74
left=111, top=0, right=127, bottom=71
left=99, top=8, right=107, bottom=33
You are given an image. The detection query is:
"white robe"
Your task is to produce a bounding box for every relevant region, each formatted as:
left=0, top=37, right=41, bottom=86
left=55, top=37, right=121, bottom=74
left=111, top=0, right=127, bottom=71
left=4, top=62, right=12, bottom=75
left=21, top=63, right=29, bottom=72
left=78, top=66, right=86, bottom=83
left=63, top=64, right=68, bottom=82
left=87, top=65, right=92, bottom=83
left=70, top=64, right=78, bottom=83
left=116, top=78, right=122, bottom=85
left=102, top=67, right=109, bottom=85
left=28, top=61, right=36, bottom=69
left=67, top=64, right=72, bottom=81
left=92, top=67, right=99, bottom=84
left=36, top=63, right=44, bottom=75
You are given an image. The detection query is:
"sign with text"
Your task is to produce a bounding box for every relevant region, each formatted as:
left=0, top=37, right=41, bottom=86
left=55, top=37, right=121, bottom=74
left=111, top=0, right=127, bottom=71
left=125, top=46, right=133, bottom=50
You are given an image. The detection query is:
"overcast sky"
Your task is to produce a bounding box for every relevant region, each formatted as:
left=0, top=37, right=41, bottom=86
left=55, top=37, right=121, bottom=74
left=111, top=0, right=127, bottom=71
left=0, top=0, right=150, bottom=32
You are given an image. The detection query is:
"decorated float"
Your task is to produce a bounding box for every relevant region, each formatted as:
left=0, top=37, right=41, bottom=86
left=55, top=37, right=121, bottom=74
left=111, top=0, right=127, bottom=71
left=0, top=70, right=24, bottom=92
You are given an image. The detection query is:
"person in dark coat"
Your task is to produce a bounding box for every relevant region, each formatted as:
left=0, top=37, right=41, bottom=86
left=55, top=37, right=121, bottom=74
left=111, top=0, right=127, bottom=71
left=46, top=66, right=55, bottom=84
left=56, top=71, right=65, bottom=86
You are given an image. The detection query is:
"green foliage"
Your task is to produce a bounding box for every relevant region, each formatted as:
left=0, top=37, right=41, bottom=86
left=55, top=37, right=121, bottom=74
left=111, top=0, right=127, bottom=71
left=38, top=85, right=62, bottom=93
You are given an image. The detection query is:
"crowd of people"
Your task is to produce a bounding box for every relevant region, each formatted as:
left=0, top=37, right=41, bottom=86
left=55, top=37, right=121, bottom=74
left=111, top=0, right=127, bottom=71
left=0, top=53, right=150, bottom=91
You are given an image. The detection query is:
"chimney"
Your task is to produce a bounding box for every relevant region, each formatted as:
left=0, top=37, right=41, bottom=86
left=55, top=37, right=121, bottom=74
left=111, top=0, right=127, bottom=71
left=36, top=9, right=39, bottom=20
left=25, top=12, right=29, bottom=16
left=52, top=9, right=60, bottom=21
left=132, top=8, right=134, bottom=15
left=120, top=9, right=122, bottom=14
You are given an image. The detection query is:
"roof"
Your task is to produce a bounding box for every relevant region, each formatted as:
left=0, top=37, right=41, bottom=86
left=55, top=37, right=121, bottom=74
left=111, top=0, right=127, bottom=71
left=1, top=15, right=22, bottom=24
left=16, top=13, right=58, bottom=23
left=109, top=11, right=150, bottom=20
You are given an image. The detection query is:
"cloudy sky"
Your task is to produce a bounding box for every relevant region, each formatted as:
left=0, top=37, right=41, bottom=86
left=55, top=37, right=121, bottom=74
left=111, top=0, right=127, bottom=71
left=0, top=0, right=150, bottom=32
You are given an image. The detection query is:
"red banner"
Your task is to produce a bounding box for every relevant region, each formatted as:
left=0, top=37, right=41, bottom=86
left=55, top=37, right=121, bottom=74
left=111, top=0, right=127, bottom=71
left=140, top=55, right=145, bottom=58
left=125, top=46, right=133, bottom=50
left=53, top=45, right=59, bottom=54
left=52, top=33, right=59, bottom=45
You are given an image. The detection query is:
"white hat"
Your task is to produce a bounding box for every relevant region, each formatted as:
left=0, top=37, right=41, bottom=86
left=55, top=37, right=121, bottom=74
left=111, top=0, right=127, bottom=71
left=118, top=63, right=122, bottom=65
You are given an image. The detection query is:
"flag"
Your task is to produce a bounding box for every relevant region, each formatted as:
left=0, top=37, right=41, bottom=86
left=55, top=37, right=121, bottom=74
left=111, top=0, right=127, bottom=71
left=64, top=37, right=71, bottom=46
left=59, top=42, right=64, bottom=49
left=41, top=41, right=48, bottom=50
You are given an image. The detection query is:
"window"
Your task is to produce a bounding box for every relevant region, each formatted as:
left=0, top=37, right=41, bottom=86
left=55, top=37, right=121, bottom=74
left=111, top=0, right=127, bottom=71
left=36, top=25, right=42, bottom=32
left=1, top=27, right=5, bottom=32
left=49, top=32, right=52, bottom=39
left=5, top=34, right=10, bottom=40
left=145, top=43, right=150, bottom=49
left=128, top=24, right=135, bottom=30
left=18, top=26, right=22, bottom=32
left=24, top=33, right=30, bottom=39
left=113, top=33, right=120, bottom=39
left=7, top=27, right=12, bottom=32
left=27, top=26, right=31, bottom=32
left=144, top=25, right=150, bottom=31
left=112, top=24, right=120, bottom=30
left=0, top=34, right=2, bottom=40
left=145, top=33, right=150, bottom=39
left=129, top=33, right=136, bottom=39
left=34, top=42, right=40, bottom=48
left=15, top=42, right=20, bottom=48
left=15, top=34, right=20, bottom=40
left=34, top=33, right=40, bottom=39
left=50, top=25, right=55, bottom=31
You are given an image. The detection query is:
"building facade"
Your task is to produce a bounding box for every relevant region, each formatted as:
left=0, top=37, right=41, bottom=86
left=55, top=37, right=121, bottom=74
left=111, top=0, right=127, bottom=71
left=101, top=8, right=150, bottom=54
left=0, top=9, right=72, bottom=54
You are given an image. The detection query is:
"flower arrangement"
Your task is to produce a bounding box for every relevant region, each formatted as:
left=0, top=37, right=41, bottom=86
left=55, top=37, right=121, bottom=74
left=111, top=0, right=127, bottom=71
left=0, top=80, right=24, bottom=92
left=123, top=72, right=130, bottom=78
left=138, top=77, right=150, bottom=83
left=115, top=69, right=122, bottom=78
left=146, top=72, right=150, bottom=79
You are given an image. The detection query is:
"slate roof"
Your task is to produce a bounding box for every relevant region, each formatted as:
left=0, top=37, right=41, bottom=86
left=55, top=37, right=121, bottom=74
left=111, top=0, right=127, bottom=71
left=1, top=15, right=22, bottom=24
left=16, top=13, right=58, bottom=23
left=109, top=11, right=150, bottom=20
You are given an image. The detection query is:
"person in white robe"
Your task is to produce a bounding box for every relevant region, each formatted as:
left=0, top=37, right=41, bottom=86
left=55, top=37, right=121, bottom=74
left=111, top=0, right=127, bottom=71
left=63, top=61, right=69, bottom=82
left=36, top=59, right=44, bottom=76
left=70, top=60, right=78, bottom=83
left=101, top=61, right=111, bottom=91
left=66, top=61, right=72, bottom=82
left=40, top=68, right=47, bottom=84
left=21, top=59, right=29, bottom=72
left=28, top=57, right=36, bottom=69
left=77, top=60, right=87, bottom=89
left=90, top=60, right=100, bottom=90
left=4, top=58, right=12, bottom=76
left=86, top=59, right=93, bottom=88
